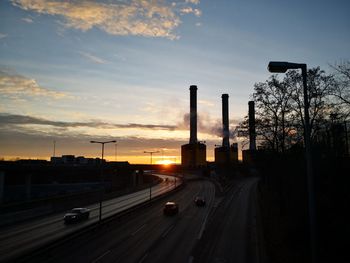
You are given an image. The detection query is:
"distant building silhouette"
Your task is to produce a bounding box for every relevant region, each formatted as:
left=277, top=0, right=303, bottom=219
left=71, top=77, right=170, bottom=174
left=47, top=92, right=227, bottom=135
left=51, top=155, right=101, bottom=165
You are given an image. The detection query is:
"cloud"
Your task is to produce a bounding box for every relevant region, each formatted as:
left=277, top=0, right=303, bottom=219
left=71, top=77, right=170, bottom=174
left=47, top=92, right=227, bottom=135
left=11, top=0, right=201, bottom=40
left=177, top=112, right=240, bottom=139
left=0, top=112, right=240, bottom=137
left=0, top=113, right=177, bottom=131
left=186, top=0, right=200, bottom=4
left=0, top=70, right=69, bottom=100
left=180, top=7, right=201, bottom=16
left=22, top=17, right=34, bottom=23
left=0, top=33, right=7, bottom=39
left=79, top=51, right=107, bottom=64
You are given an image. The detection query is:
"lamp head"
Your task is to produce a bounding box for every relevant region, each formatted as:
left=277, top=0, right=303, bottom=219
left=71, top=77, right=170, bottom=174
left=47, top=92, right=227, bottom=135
left=268, top=61, right=289, bottom=73
left=268, top=61, right=305, bottom=73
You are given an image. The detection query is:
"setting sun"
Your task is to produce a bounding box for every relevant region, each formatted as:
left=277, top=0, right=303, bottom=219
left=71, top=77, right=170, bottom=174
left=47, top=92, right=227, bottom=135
left=156, top=159, right=175, bottom=166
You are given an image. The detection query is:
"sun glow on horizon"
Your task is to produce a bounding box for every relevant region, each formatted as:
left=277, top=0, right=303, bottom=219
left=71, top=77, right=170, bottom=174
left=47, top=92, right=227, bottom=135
left=155, top=159, right=176, bottom=165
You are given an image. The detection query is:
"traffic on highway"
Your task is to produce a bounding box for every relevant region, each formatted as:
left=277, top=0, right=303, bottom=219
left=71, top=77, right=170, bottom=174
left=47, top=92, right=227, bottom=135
left=18, top=178, right=216, bottom=263
left=0, top=172, right=183, bottom=262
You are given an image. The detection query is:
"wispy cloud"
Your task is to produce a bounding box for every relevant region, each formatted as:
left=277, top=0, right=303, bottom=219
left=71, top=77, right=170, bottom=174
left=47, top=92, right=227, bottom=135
left=0, top=33, right=7, bottom=39
left=11, top=0, right=202, bottom=40
left=0, top=112, right=241, bottom=138
left=21, top=17, right=33, bottom=23
left=79, top=51, right=107, bottom=64
left=0, top=113, right=177, bottom=131
left=0, top=70, right=69, bottom=99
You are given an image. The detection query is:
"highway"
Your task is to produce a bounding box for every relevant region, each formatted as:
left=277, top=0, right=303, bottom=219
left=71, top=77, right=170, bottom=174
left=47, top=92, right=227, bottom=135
left=192, top=176, right=265, bottom=263
left=0, top=173, right=182, bottom=262
left=15, top=179, right=216, bottom=263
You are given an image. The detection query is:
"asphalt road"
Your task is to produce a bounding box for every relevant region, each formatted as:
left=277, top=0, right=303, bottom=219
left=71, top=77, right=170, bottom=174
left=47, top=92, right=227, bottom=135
left=0, top=174, right=181, bottom=262
left=192, top=176, right=265, bottom=263
left=19, top=180, right=216, bottom=263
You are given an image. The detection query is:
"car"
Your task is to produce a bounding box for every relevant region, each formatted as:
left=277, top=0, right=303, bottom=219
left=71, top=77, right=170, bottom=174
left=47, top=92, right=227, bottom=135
left=194, top=196, right=206, bottom=207
left=163, top=202, right=179, bottom=216
left=64, top=207, right=90, bottom=224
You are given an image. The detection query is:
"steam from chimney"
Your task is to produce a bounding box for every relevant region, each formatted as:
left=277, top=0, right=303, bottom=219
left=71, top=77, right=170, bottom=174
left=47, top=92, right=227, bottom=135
left=189, top=85, right=198, bottom=144
left=222, top=94, right=230, bottom=148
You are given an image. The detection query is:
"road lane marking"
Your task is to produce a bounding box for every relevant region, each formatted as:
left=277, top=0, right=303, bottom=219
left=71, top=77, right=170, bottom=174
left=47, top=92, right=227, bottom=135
left=161, top=224, right=175, bottom=238
left=131, top=224, right=147, bottom=236
left=198, top=210, right=209, bottom=240
left=138, top=252, right=148, bottom=263
left=92, top=250, right=110, bottom=263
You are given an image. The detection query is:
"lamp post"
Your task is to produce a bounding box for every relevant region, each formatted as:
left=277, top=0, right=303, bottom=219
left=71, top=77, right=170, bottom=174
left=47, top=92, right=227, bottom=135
left=268, top=61, right=316, bottom=262
left=90, top=140, right=116, bottom=222
left=144, top=151, right=159, bottom=165
left=114, top=142, right=118, bottom=162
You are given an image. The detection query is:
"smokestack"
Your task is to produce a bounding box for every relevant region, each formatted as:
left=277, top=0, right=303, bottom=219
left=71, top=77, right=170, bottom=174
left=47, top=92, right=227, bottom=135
left=189, top=85, right=198, bottom=144
left=222, top=94, right=230, bottom=148
left=248, top=101, right=256, bottom=150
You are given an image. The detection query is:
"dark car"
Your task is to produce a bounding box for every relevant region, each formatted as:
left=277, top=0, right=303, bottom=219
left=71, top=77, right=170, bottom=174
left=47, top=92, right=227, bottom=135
left=163, top=202, right=179, bottom=216
left=194, top=196, right=206, bottom=207
left=64, top=208, right=90, bottom=224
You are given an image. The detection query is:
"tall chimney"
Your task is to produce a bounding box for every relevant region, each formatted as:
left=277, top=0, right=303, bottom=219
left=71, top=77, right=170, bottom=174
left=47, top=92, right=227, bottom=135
left=248, top=101, right=256, bottom=150
left=222, top=94, right=230, bottom=148
left=189, top=85, right=198, bottom=144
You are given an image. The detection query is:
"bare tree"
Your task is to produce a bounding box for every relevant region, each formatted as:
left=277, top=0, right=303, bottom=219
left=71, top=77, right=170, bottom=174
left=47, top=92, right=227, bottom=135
left=286, top=67, right=334, bottom=141
left=253, top=75, right=295, bottom=152
left=329, top=61, right=350, bottom=118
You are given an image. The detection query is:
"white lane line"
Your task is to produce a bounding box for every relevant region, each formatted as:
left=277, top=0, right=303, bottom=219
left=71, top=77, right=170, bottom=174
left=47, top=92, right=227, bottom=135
left=131, top=224, right=147, bottom=236
left=92, top=250, right=111, bottom=263
left=138, top=252, right=148, bottom=263
left=197, top=211, right=209, bottom=240
left=161, top=225, right=175, bottom=238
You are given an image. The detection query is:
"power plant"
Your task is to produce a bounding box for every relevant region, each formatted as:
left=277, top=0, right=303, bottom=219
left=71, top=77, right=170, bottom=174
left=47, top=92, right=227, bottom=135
left=181, top=85, right=206, bottom=167
left=248, top=100, right=256, bottom=151
left=214, top=94, right=238, bottom=164
left=243, top=100, right=257, bottom=163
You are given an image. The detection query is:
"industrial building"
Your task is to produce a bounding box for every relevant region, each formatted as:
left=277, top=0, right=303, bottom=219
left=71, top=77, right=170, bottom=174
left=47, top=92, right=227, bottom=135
left=181, top=85, right=206, bottom=167
left=242, top=100, right=257, bottom=163
left=214, top=94, right=238, bottom=164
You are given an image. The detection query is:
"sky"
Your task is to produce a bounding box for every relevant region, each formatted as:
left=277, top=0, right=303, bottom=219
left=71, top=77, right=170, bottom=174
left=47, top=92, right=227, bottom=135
left=0, top=0, right=349, bottom=163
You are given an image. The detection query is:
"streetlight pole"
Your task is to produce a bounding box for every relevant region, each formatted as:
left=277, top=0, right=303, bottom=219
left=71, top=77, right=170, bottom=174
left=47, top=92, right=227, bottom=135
left=114, top=142, right=118, bottom=162
left=53, top=140, right=56, bottom=158
left=90, top=140, right=116, bottom=223
left=268, top=61, right=316, bottom=262
left=144, top=151, right=159, bottom=165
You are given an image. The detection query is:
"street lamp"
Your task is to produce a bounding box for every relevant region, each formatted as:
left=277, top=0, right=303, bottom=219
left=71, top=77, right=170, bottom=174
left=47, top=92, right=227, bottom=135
left=268, top=61, right=316, bottom=262
left=144, top=151, right=159, bottom=164
left=114, top=142, right=118, bottom=162
left=90, top=140, right=116, bottom=222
